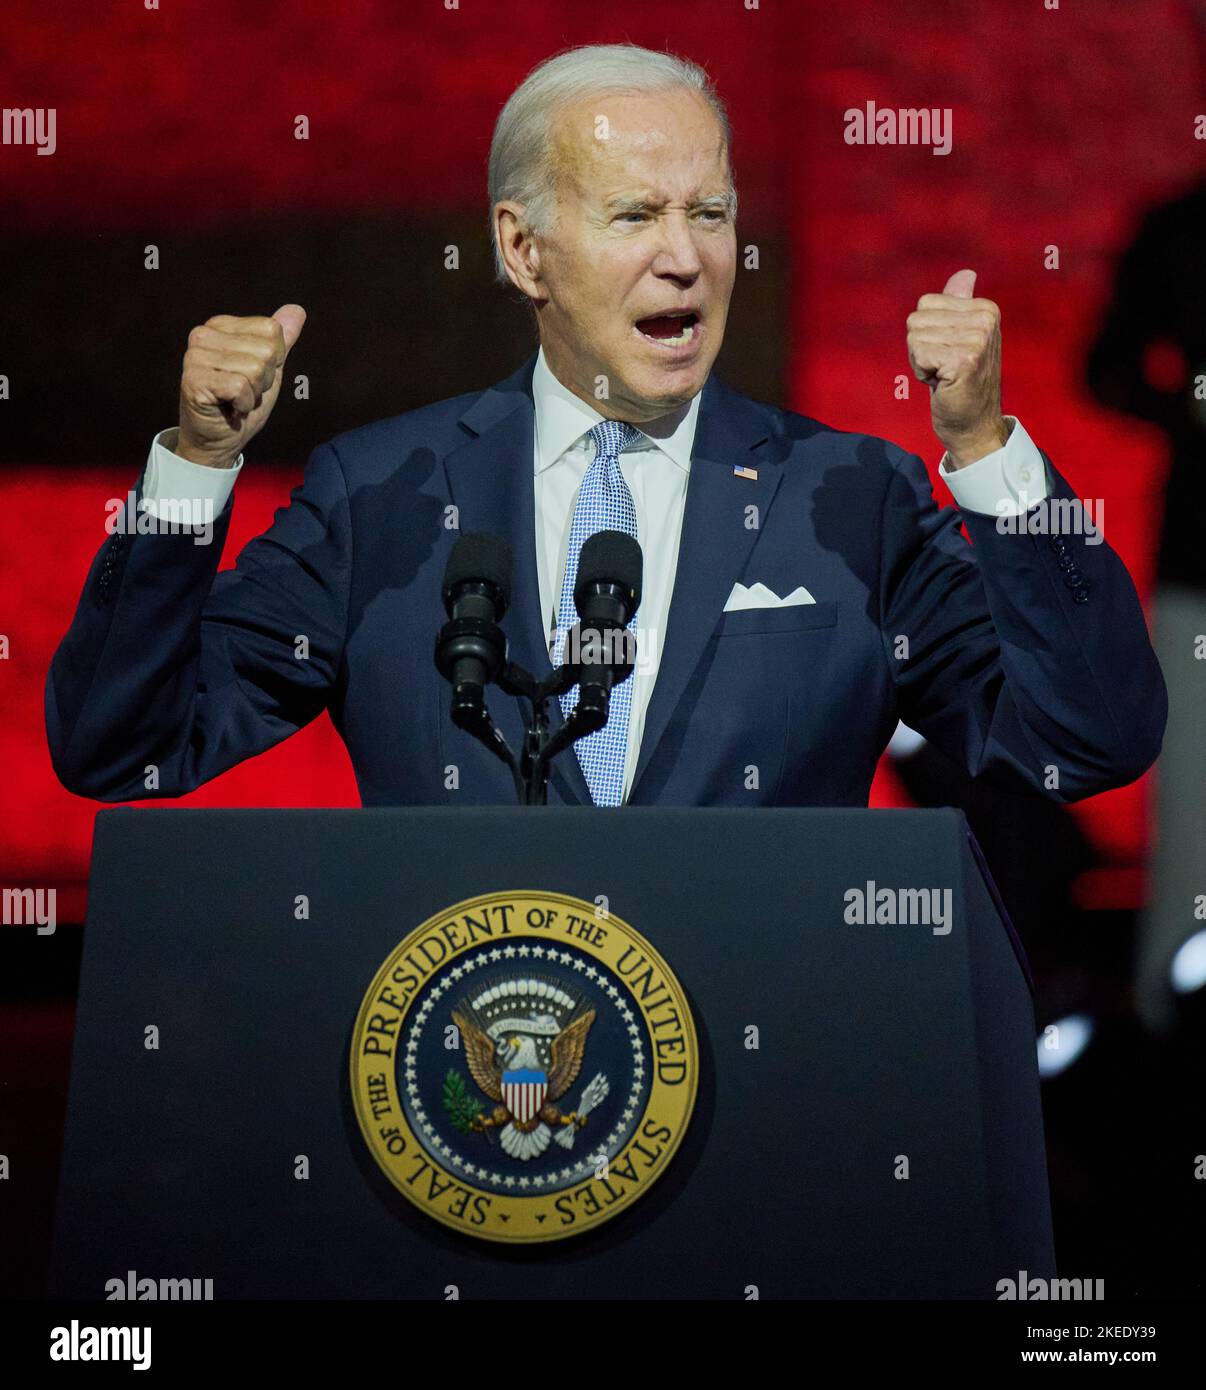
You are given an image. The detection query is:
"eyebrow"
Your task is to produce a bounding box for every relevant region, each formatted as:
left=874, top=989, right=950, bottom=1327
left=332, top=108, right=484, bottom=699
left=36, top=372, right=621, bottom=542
left=604, top=192, right=732, bottom=215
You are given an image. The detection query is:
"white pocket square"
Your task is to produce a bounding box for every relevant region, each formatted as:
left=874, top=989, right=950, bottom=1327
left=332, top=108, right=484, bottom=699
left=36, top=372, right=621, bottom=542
left=723, top=581, right=816, bottom=612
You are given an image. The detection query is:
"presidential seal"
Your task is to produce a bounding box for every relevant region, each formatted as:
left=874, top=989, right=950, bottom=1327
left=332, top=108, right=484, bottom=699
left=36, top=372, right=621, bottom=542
left=349, top=890, right=698, bottom=1243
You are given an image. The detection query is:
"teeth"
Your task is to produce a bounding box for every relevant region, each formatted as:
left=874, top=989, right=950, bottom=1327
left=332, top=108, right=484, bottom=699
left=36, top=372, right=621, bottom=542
left=643, top=320, right=695, bottom=347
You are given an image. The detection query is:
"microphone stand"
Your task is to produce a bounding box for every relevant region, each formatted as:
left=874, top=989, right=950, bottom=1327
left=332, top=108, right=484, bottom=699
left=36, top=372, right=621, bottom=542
left=440, top=630, right=633, bottom=806
left=495, top=661, right=614, bottom=805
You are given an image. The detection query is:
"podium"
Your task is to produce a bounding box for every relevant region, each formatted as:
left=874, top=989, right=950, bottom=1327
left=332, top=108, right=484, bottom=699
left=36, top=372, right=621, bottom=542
left=50, top=806, right=1054, bottom=1299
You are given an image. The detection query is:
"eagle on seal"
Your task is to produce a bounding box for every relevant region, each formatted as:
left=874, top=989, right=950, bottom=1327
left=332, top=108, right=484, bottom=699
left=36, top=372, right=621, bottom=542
left=452, top=1006, right=610, bottom=1161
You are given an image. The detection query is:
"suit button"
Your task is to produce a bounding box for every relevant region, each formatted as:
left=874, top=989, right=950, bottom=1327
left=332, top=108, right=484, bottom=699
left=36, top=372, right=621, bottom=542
left=1072, top=586, right=1091, bottom=603
left=1063, top=569, right=1084, bottom=587
left=1057, top=553, right=1075, bottom=570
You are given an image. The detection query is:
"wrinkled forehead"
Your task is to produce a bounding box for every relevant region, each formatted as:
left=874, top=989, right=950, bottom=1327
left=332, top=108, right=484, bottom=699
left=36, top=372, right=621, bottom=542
left=549, top=88, right=731, bottom=206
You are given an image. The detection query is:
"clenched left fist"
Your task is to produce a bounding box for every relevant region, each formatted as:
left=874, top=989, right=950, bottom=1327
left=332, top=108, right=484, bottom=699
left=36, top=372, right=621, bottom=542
left=907, top=269, right=1010, bottom=468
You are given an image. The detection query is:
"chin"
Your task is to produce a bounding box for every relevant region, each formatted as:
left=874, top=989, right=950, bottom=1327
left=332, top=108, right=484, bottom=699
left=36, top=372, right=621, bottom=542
left=623, top=359, right=709, bottom=414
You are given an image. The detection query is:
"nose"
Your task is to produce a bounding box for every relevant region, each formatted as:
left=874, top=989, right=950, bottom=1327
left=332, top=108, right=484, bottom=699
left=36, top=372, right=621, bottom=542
left=652, top=210, right=702, bottom=282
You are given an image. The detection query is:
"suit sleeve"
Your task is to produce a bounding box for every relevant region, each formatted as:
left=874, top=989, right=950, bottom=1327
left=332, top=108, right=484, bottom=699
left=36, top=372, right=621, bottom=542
left=45, top=440, right=352, bottom=801
left=879, top=446, right=1166, bottom=801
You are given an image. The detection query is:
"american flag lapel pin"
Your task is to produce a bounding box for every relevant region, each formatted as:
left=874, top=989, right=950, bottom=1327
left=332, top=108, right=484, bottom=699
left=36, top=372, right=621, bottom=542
left=732, top=464, right=759, bottom=480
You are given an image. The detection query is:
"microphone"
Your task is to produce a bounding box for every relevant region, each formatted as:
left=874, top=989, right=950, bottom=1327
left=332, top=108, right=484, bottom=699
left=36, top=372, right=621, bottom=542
left=569, top=530, right=643, bottom=725
left=435, top=532, right=512, bottom=708
left=574, top=529, right=642, bottom=632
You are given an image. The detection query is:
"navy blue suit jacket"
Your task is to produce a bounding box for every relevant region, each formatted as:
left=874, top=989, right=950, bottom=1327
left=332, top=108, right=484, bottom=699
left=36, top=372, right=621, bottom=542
left=47, top=353, right=1166, bottom=807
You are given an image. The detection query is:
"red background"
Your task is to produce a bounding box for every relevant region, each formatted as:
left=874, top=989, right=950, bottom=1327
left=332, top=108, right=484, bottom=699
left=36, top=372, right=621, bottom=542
left=2, top=0, right=1202, bottom=912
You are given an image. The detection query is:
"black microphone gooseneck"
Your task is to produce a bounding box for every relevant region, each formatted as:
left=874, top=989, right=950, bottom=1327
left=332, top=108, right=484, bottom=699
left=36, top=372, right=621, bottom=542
left=434, top=528, right=644, bottom=805
left=434, top=533, right=523, bottom=798
left=539, top=531, right=642, bottom=769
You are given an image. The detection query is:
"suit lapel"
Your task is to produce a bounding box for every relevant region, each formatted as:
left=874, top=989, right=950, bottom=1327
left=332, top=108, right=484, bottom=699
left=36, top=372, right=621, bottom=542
left=442, top=358, right=780, bottom=807
left=442, top=354, right=593, bottom=806
left=628, top=375, right=780, bottom=801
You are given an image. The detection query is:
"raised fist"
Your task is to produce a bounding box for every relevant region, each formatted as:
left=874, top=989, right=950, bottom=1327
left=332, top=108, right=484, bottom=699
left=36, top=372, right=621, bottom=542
left=176, top=304, right=306, bottom=468
left=907, top=271, right=1008, bottom=468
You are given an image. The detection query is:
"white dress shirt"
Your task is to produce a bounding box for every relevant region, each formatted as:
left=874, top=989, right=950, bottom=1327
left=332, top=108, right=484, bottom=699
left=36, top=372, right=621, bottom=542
left=531, top=348, right=699, bottom=798
left=140, top=350, right=1049, bottom=801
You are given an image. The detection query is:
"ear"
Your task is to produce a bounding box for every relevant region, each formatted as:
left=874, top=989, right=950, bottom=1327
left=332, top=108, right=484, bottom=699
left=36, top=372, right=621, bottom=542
left=494, top=201, right=546, bottom=303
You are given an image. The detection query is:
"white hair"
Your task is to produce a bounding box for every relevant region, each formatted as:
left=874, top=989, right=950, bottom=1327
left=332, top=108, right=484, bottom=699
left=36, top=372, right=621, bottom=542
left=487, top=43, right=736, bottom=284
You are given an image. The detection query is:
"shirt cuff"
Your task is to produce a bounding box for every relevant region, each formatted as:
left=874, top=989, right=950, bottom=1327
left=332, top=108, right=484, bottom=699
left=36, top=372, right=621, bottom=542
left=142, top=429, right=243, bottom=524
left=937, top=417, right=1048, bottom=517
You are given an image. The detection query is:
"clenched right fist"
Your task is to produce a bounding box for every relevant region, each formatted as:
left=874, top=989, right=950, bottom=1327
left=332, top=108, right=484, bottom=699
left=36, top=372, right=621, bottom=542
left=175, top=304, right=306, bottom=468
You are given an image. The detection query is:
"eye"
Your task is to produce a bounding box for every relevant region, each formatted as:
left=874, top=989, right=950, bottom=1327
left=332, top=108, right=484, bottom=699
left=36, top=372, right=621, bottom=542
left=697, top=208, right=727, bottom=222
left=618, top=211, right=649, bottom=224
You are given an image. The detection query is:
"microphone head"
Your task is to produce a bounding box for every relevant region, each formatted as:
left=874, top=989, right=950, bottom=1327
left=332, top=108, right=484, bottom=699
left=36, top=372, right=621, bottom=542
left=442, top=532, right=513, bottom=616
left=574, top=530, right=643, bottom=614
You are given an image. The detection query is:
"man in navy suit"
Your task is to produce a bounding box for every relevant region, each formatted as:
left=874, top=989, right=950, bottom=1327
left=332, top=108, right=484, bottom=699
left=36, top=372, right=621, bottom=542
left=46, top=43, right=1165, bottom=809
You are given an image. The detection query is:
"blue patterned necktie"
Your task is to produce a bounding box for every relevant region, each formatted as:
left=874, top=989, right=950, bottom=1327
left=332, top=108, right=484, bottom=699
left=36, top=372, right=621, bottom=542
left=552, top=419, right=642, bottom=806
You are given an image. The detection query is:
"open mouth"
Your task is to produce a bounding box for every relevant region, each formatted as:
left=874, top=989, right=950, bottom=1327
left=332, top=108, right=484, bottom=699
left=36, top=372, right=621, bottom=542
left=634, top=310, right=700, bottom=348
